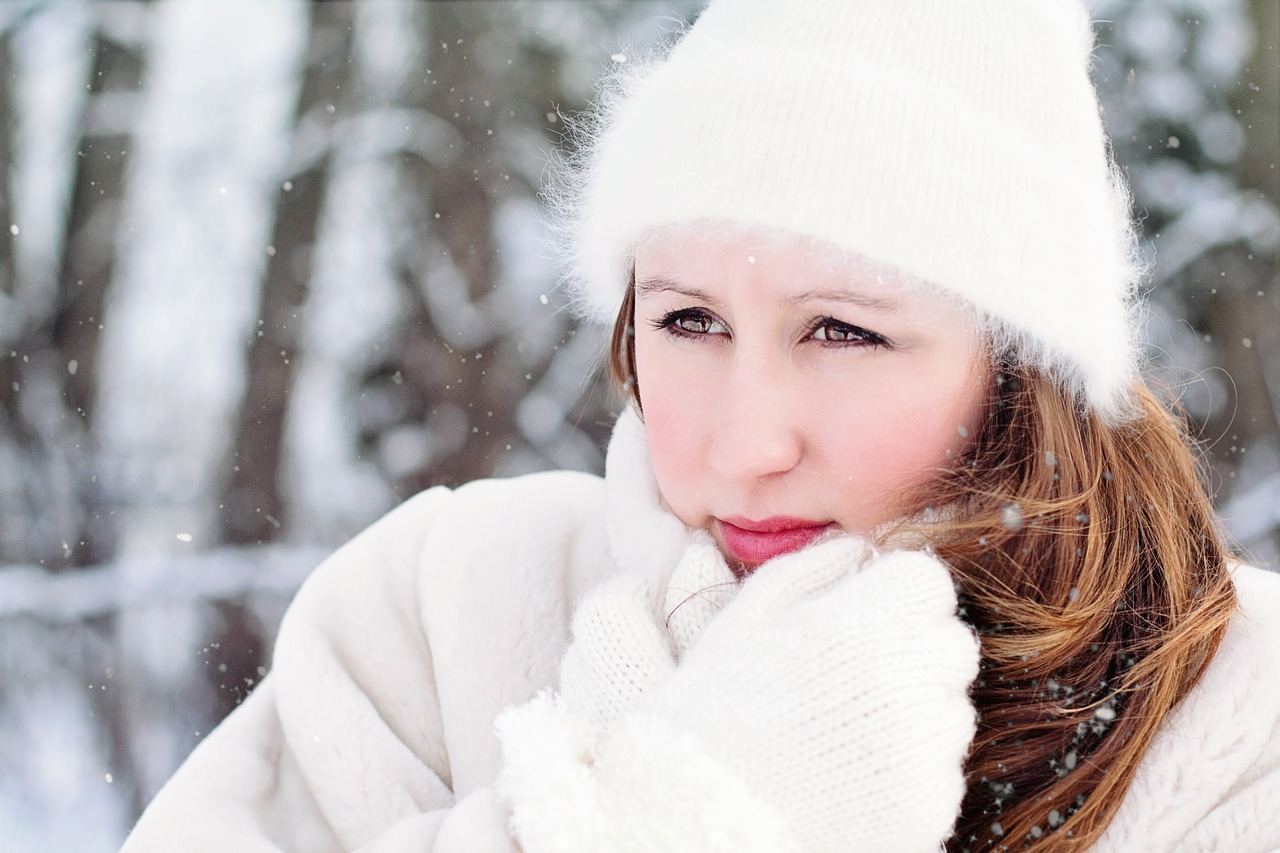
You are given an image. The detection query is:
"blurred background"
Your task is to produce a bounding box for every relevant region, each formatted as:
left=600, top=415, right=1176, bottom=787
left=0, top=1, right=1276, bottom=849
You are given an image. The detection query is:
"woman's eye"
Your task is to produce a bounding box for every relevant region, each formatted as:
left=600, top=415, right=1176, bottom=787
left=810, top=318, right=889, bottom=347
left=676, top=314, right=713, bottom=334
left=653, top=309, right=727, bottom=338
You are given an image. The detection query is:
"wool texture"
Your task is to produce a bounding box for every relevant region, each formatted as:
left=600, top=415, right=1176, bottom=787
left=498, top=534, right=981, bottom=853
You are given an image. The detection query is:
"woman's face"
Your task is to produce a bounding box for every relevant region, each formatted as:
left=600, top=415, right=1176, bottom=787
left=632, top=227, right=990, bottom=570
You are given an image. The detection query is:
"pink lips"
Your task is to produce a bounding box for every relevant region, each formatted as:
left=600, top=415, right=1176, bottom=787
left=717, top=516, right=834, bottom=567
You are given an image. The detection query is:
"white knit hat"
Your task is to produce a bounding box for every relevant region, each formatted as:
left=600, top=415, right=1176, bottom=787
left=555, top=0, right=1144, bottom=423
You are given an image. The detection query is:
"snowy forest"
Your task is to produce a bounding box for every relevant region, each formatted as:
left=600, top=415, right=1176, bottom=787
left=1, top=1, right=1277, bottom=849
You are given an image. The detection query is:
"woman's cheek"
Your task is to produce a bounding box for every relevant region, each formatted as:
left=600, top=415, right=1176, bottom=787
left=636, top=345, right=710, bottom=519
left=820, top=379, right=966, bottom=482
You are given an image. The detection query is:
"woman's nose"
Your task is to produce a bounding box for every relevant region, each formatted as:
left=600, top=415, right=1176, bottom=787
left=706, top=367, right=804, bottom=482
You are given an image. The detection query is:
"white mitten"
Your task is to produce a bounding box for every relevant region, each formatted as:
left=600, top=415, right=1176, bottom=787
left=556, top=573, right=675, bottom=731
left=498, top=537, right=980, bottom=853
left=661, top=541, right=740, bottom=659
left=558, top=538, right=740, bottom=730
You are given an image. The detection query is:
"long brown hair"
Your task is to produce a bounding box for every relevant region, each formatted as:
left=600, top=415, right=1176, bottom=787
left=608, top=279, right=1237, bottom=850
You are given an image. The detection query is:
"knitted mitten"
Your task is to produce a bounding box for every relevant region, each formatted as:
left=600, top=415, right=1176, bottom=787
left=558, top=538, right=739, bottom=730
left=497, top=537, right=980, bottom=853
left=661, top=541, right=739, bottom=659
left=555, top=572, right=675, bottom=732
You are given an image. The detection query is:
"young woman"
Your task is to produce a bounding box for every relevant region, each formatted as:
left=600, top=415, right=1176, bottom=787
left=123, top=1, right=1280, bottom=851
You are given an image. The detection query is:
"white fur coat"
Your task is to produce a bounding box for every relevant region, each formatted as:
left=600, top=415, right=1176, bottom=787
left=121, top=411, right=1280, bottom=851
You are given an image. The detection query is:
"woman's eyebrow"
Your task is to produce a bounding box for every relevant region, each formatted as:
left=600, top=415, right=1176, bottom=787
left=634, top=275, right=714, bottom=301
left=636, top=277, right=900, bottom=312
left=788, top=287, right=900, bottom=312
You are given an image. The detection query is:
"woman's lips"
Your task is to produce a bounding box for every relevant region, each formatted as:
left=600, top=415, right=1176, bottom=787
left=716, top=517, right=834, bottom=566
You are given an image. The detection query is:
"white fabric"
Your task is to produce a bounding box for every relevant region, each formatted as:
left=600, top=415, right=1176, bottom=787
left=558, top=0, right=1141, bottom=421
left=121, top=409, right=1280, bottom=851
left=556, top=535, right=736, bottom=732
left=503, top=538, right=979, bottom=852
left=555, top=571, right=677, bottom=732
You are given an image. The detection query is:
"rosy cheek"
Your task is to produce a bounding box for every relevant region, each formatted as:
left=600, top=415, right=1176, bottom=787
left=636, top=352, right=707, bottom=523
left=642, top=418, right=706, bottom=528
left=843, top=418, right=940, bottom=482
left=642, top=405, right=684, bottom=471
left=822, top=377, right=974, bottom=499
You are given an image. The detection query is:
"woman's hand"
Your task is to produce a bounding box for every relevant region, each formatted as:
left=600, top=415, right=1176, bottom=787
left=557, top=535, right=738, bottom=730
left=498, top=537, right=980, bottom=853
left=636, top=538, right=979, bottom=850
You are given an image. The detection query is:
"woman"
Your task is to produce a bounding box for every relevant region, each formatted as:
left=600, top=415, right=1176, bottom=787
left=123, top=0, right=1280, bottom=851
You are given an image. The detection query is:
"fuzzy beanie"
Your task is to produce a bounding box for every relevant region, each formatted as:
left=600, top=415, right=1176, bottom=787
left=554, top=0, right=1144, bottom=423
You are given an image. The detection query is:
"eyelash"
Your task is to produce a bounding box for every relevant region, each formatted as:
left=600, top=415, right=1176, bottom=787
left=652, top=308, right=891, bottom=349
